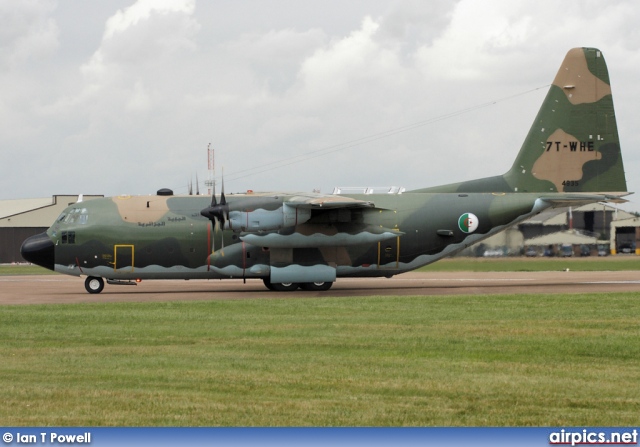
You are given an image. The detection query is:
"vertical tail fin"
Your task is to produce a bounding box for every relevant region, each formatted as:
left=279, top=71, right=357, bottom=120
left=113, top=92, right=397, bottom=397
left=413, top=48, right=627, bottom=195
left=504, top=47, right=626, bottom=194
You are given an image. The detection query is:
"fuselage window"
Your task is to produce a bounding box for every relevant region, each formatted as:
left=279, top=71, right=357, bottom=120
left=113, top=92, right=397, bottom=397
left=61, top=231, right=76, bottom=244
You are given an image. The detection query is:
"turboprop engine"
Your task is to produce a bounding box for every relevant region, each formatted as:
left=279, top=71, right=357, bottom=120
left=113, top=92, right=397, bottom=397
left=227, top=203, right=311, bottom=232
left=201, top=192, right=312, bottom=233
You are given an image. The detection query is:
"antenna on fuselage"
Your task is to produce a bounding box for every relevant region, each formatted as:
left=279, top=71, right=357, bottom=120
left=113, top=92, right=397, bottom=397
left=205, top=143, right=215, bottom=196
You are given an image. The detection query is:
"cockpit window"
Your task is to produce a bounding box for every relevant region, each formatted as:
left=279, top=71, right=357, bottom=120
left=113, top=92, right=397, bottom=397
left=57, top=213, right=67, bottom=222
left=63, top=207, right=89, bottom=225
left=78, top=209, right=88, bottom=224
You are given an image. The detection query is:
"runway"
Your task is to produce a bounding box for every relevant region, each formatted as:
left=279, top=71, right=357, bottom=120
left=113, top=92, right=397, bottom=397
left=2, top=270, right=640, bottom=305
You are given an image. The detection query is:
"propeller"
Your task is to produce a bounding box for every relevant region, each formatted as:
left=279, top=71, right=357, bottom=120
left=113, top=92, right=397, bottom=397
left=200, top=181, right=228, bottom=228
left=200, top=171, right=229, bottom=251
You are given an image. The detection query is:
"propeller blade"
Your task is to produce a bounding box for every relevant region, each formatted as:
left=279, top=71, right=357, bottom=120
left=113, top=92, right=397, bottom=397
left=208, top=223, right=223, bottom=255
left=211, top=180, right=217, bottom=207
left=220, top=168, right=226, bottom=205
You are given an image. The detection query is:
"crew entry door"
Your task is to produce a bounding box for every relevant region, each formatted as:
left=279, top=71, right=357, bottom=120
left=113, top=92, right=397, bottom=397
left=114, top=244, right=135, bottom=272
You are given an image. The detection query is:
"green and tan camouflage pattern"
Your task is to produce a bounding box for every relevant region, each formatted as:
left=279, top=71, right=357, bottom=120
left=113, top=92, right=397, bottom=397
left=31, top=48, right=630, bottom=289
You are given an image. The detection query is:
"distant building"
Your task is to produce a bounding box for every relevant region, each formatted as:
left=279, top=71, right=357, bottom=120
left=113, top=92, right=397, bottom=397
left=472, top=203, right=638, bottom=256
left=610, top=216, right=640, bottom=254
left=0, top=195, right=103, bottom=263
left=519, top=203, right=630, bottom=242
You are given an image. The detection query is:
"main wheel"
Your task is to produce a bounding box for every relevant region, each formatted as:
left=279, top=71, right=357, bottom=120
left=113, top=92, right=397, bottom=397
left=300, top=282, right=333, bottom=291
left=85, top=276, right=104, bottom=294
left=262, top=278, right=299, bottom=291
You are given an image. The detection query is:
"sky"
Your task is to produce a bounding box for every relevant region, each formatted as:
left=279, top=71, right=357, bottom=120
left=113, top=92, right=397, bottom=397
left=2, top=0, right=640, bottom=210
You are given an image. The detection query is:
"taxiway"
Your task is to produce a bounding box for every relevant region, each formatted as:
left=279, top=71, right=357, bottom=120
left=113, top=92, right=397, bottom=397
left=1, top=270, right=639, bottom=305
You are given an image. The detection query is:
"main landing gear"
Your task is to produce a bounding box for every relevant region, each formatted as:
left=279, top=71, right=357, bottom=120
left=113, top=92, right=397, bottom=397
left=82, top=276, right=333, bottom=294
left=262, top=278, right=333, bottom=291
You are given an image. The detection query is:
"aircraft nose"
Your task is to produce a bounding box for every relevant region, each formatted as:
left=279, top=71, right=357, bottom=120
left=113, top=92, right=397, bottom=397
left=21, top=232, right=55, bottom=271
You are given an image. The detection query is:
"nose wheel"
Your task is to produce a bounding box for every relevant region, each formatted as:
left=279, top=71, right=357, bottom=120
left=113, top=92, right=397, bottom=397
left=84, top=276, right=105, bottom=294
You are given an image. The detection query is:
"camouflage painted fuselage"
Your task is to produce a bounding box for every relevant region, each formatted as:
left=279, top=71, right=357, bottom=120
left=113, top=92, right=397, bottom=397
left=21, top=47, right=630, bottom=292
left=48, top=191, right=551, bottom=281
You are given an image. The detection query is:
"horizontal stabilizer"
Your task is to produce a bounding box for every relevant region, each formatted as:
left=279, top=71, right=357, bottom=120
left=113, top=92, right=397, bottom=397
left=539, top=192, right=629, bottom=207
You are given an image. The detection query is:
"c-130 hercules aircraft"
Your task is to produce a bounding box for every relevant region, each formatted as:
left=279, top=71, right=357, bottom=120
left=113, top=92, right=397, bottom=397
left=22, top=48, right=629, bottom=294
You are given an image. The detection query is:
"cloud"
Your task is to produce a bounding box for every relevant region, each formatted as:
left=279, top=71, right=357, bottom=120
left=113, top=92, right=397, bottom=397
left=0, top=0, right=61, bottom=152
left=82, top=0, right=199, bottom=82
left=224, top=27, right=327, bottom=94
left=0, top=0, right=59, bottom=71
left=2, top=0, right=640, bottom=213
left=64, top=0, right=202, bottom=151
left=294, top=17, right=391, bottom=106
left=102, top=0, right=195, bottom=40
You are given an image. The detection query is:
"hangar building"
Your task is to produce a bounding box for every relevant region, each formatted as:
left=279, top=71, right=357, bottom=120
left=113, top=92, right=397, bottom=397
left=0, top=195, right=103, bottom=263
left=464, top=203, right=640, bottom=256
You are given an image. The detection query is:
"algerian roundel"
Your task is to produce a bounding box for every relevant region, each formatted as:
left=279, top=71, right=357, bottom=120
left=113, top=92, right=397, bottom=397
left=458, top=213, right=479, bottom=233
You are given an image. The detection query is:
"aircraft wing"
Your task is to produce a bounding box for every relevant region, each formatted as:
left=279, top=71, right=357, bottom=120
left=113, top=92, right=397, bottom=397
left=284, top=193, right=375, bottom=209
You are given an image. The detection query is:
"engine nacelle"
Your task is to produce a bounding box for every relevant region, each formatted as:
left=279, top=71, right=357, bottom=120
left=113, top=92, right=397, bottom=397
left=227, top=203, right=311, bottom=232
left=208, top=242, right=270, bottom=278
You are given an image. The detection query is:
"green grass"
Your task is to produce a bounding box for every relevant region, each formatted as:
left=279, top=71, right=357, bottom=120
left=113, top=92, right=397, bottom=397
left=1, top=294, right=639, bottom=426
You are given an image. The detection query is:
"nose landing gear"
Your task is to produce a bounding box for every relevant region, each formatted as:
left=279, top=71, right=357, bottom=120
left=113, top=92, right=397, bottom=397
left=84, top=276, right=104, bottom=294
